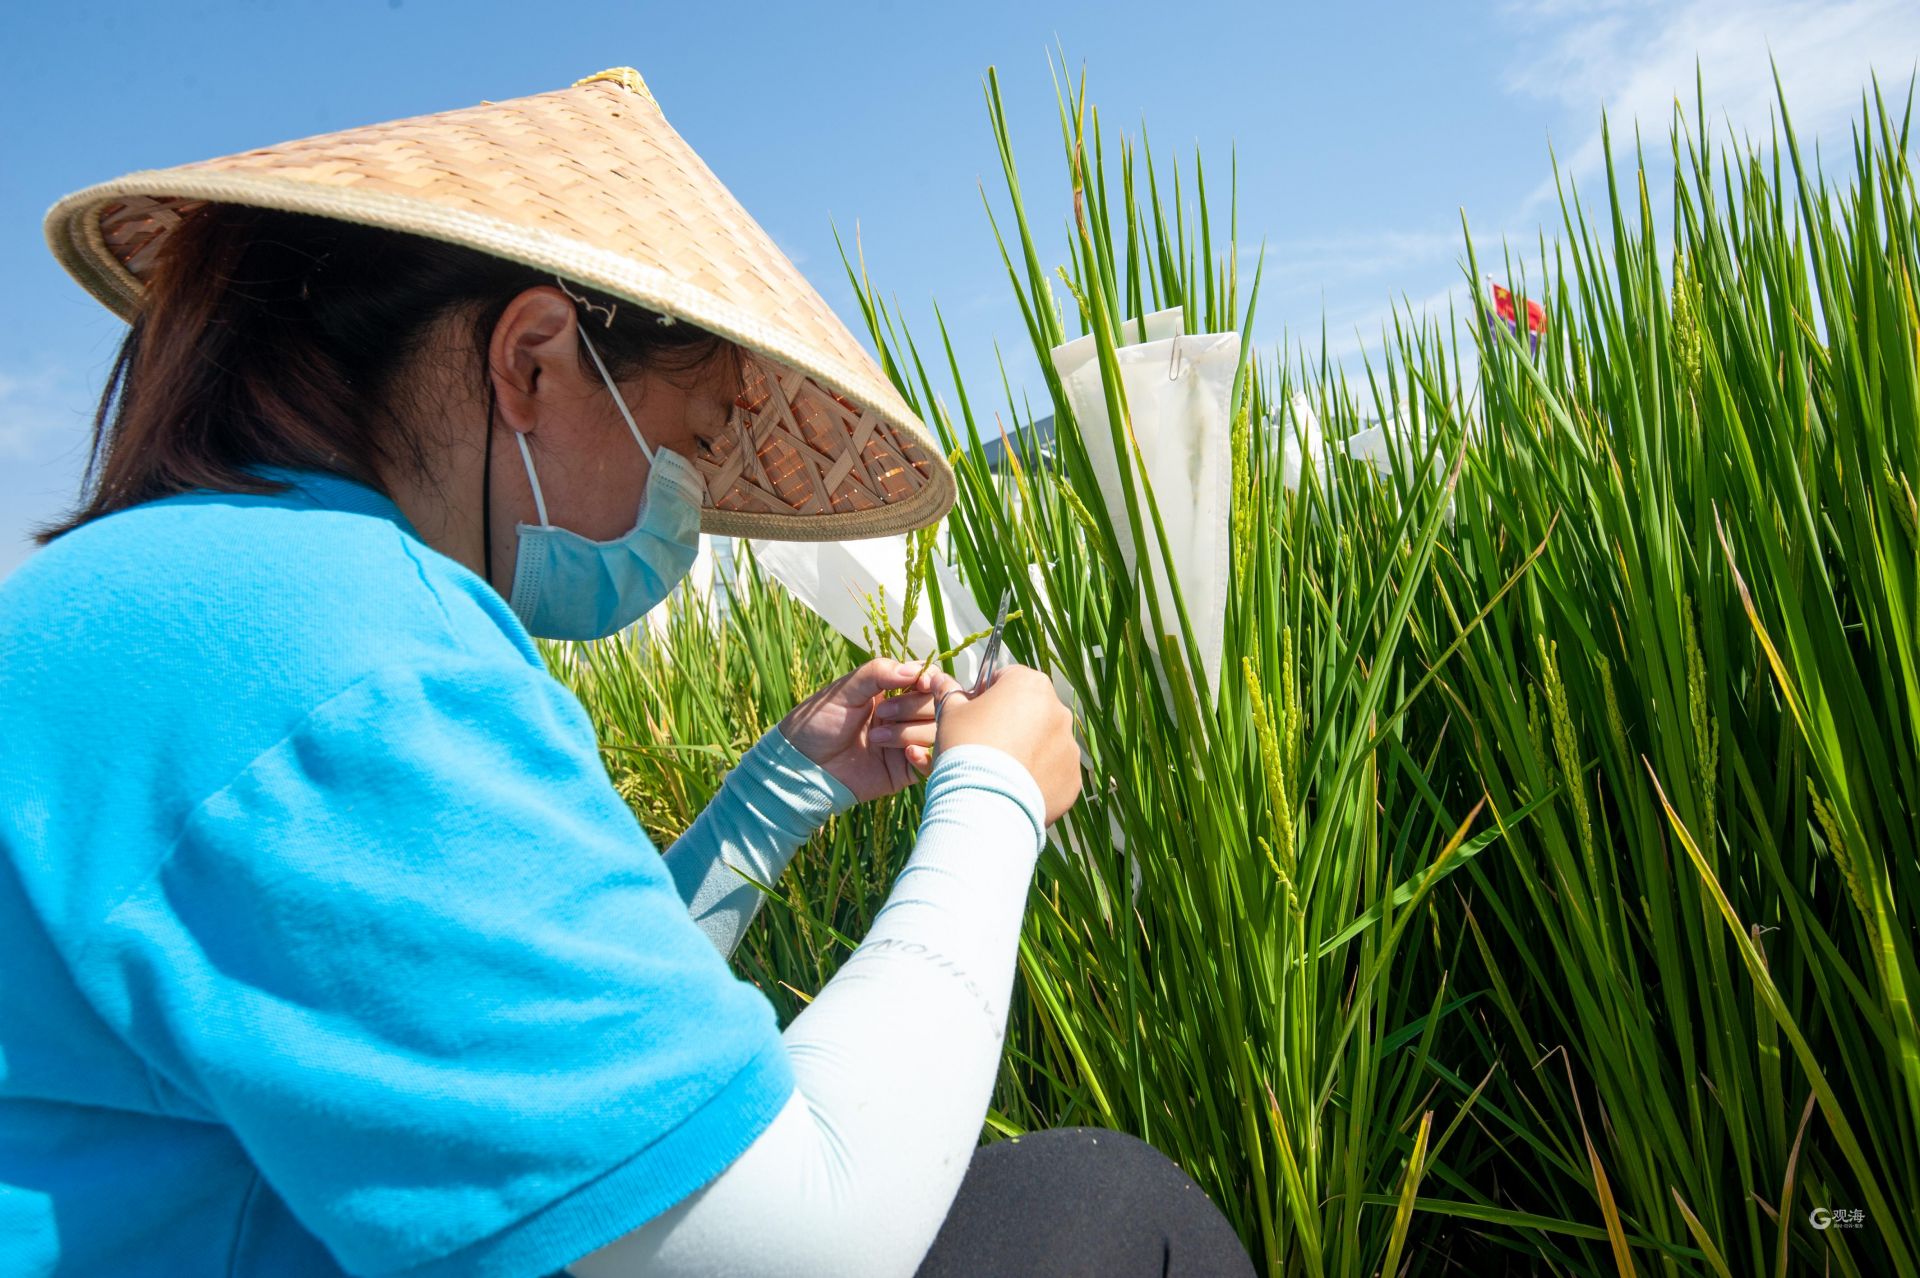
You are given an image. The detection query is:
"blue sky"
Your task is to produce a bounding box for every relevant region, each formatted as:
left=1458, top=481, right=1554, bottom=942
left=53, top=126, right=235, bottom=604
left=3, top=1, right=1915, bottom=577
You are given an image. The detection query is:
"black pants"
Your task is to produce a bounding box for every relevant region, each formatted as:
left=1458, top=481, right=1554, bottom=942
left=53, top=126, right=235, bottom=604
left=914, top=1127, right=1258, bottom=1277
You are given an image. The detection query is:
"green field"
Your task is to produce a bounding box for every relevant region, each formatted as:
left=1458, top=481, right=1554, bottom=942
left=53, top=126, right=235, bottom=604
left=550, top=67, right=1920, bottom=1276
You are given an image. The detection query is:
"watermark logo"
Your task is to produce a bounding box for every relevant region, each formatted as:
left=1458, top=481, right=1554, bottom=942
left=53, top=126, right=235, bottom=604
left=1809, top=1206, right=1866, bottom=1230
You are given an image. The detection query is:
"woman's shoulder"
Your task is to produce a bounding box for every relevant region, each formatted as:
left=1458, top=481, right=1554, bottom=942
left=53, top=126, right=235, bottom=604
left=10, top=478, right=528, bottom=671
left=1, top=480, right=541, bottom=801
left=0, top=479, right=583, bottom=943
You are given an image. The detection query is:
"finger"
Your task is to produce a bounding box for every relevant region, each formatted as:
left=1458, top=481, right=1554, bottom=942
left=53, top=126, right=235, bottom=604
left=877, top=720, right=939, bottom=750
left=974, top=662, right=1015, bottom=693
left=931, top=688, right=970, bottom=730
left=976, top=662, right=1040, bottom=694
left=872, top=682, right=959, bottom=722
left=905, top=744, right=933, bottom=775
left=872, top=747, right=899, bottom=793
left=920, top=666, right=963, bottom=698
left=872, top=690, right=923, bottom=722
left=834, top=658, right=928, bottom=706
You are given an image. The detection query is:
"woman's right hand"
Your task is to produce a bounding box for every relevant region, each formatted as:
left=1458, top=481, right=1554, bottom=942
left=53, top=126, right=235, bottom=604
left=934, top=666, right=1082, bottom=826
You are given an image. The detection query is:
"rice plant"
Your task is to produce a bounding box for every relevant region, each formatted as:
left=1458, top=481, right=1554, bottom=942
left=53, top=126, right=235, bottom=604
left=841, top=65, right=1516, bottom=1276
left=550, top=63, right=1920, bottom=1276
left=1423, top=82, right=1920, bottom=1277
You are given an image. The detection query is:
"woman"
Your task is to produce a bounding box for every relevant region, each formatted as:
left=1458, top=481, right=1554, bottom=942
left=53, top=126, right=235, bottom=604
left=2, top=69, right=1257, bottom=1277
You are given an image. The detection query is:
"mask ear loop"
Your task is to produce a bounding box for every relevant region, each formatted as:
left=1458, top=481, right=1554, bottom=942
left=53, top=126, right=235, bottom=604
left=514, top=431, right=551, bottom=528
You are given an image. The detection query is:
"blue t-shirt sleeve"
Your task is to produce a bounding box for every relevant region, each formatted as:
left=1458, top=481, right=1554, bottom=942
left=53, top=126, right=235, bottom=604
left=70, top=656, right=795, bottom=1278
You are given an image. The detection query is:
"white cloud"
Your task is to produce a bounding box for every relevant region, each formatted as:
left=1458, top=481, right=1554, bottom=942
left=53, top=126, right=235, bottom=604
left=1278, top=0, right=1915, bottom=374
left=1256, top=229, right=1467, bottom=291
left=0, top=364, right=98, bottom=582
left=0, top=367, right=92, bottom=463
left=1319, top=280, right=1475, bottom=365
left=1505, top=0, right=1920, bottom=212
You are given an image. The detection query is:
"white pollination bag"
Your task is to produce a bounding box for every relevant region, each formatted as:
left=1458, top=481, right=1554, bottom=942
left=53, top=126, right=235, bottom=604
left=1049, top=307, right=1238, bottom=701
left=1278, top=391, right=1323, bottom=491
left=1276, top=398, right=1454, bottom=511
left=641, top=535, right=738, bottom=646
left=749, top=535, right=994, bottom=686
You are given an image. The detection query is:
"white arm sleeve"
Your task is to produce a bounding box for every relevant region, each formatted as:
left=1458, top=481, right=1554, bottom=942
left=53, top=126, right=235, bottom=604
left=569, top=744, right=1046, bottom=1278
left=662, top=725, right=855, bottom=958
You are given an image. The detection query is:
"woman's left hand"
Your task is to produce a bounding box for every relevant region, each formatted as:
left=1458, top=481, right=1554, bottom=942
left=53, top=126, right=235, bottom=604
left=780, top=658, right=963, bottom=804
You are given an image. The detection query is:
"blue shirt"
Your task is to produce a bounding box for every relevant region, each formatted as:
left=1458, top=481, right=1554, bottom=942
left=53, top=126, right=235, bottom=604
left=0, top=471, right=798, bottom=1277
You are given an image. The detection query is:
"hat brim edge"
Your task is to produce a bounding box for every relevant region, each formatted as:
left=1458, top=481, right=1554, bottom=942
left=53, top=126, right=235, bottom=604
left=43, top=171, right=957, bottom=542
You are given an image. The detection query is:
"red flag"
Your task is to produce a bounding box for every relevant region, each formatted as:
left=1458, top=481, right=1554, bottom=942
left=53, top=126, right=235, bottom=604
left=1492, top=282, right=1517, bottom=326
left=1487, top=280, right=1547, bottom=335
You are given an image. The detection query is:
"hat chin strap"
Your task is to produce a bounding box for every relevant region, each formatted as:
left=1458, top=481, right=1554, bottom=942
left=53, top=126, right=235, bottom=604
left=511, top=329, right=660, bottom=532
left=481, top=396, right=497, bottom=586
left=507, top=278, right=674, bottom=538
left=575, top=322, right=657, bottom=463
left=554, top=275, right=658, bottom=464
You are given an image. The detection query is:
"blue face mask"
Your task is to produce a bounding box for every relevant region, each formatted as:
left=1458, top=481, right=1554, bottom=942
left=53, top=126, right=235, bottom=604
left=506, top=321, right=704, bottom=641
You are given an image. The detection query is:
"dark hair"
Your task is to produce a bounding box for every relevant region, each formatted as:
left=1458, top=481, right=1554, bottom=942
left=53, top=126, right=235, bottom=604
left=41, top=203, right=729, bottom=542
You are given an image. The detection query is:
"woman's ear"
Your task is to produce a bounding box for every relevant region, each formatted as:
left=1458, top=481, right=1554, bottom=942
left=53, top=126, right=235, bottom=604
left=488, top=286, right=586, bottom=436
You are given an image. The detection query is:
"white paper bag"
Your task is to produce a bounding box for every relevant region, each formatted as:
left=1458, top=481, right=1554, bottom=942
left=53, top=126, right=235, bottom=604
left=642, top=534, right=737, bottom=643
left=1050, top=307, right=1238, bottom=699
left=1277, top=400, right=1452, bottom=507
left=1277, top=391, right=1324, bottom=491
left=750, top=535, right=994, bottom=685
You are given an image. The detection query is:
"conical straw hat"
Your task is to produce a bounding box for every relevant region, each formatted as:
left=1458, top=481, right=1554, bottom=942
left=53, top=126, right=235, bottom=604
left=44, top=68, right=953, bottom=542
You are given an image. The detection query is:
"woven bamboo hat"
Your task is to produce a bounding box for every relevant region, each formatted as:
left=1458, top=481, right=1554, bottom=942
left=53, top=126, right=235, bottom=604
left=44, top=67, right=953, bottom=542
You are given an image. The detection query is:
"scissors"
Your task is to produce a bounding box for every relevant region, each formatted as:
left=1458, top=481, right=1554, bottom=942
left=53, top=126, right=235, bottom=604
left=935, top=587, right=1012, bottom=729
left=970, top=587, right=1014, bottom=697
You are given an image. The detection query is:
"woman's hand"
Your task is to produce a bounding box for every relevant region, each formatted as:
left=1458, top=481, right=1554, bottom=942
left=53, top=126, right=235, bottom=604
left=780, top=659, right=964, bottom=804
left=933, top=665, right=1082, bottom=826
